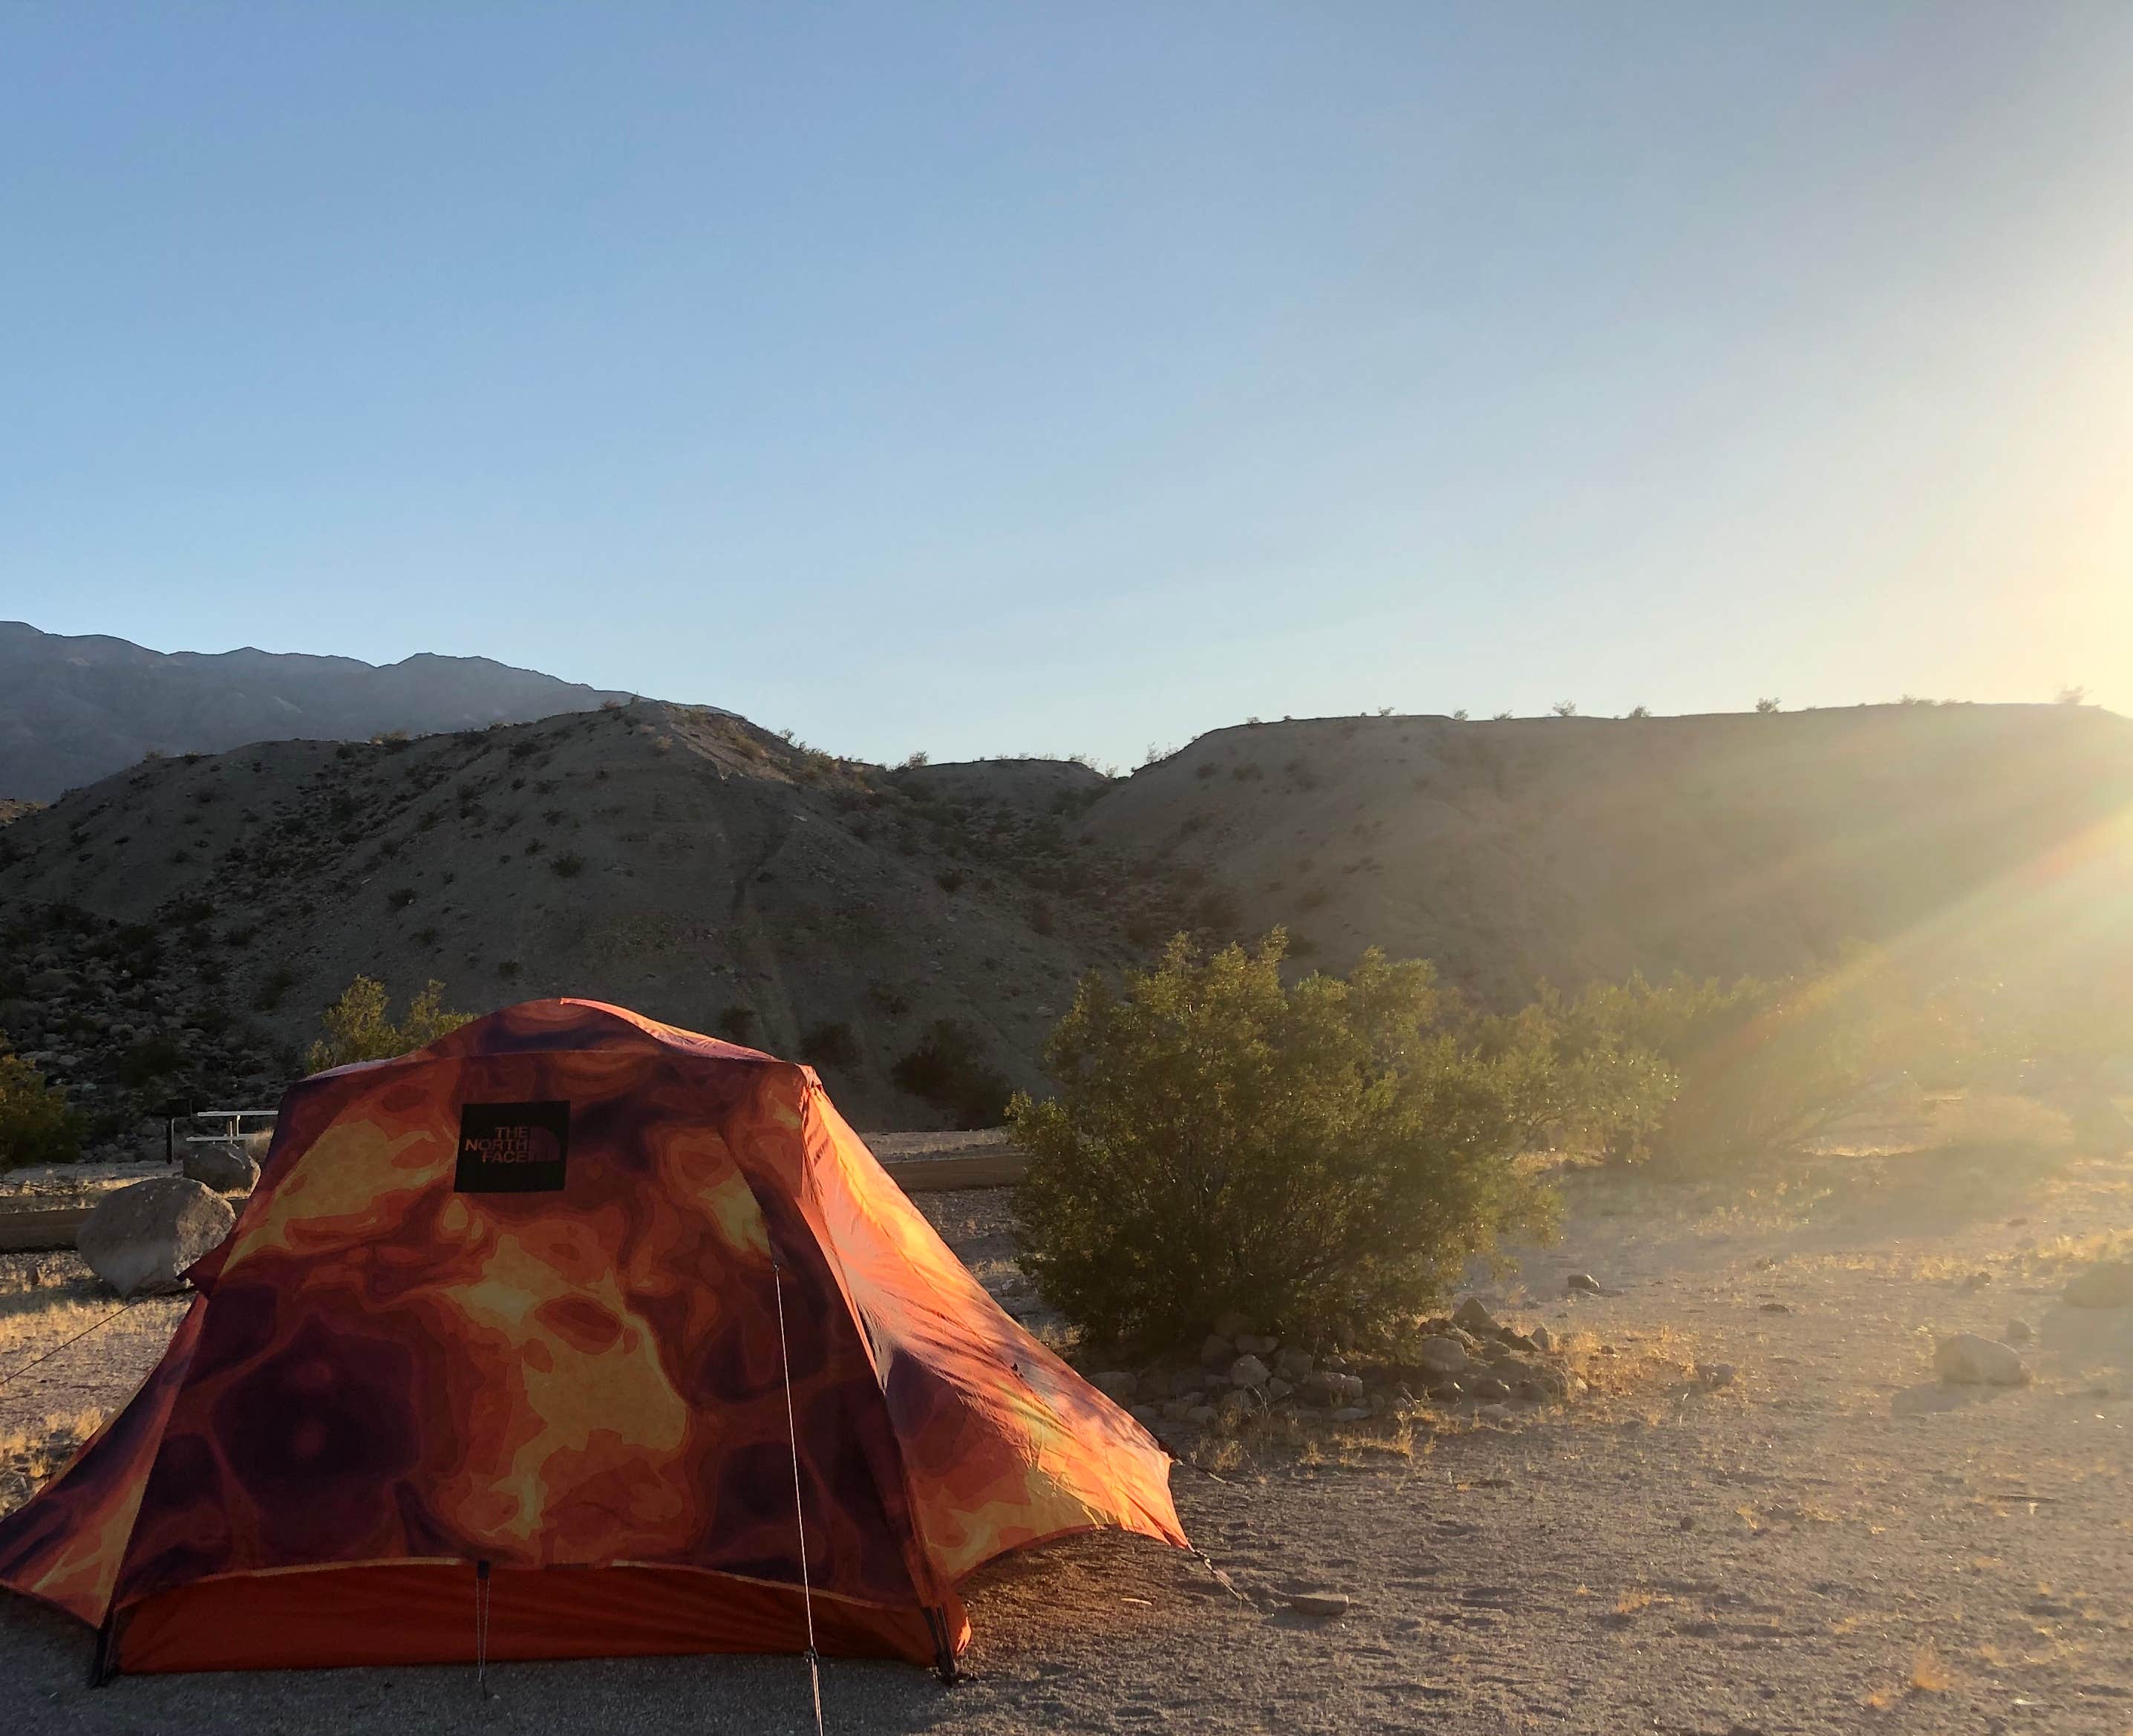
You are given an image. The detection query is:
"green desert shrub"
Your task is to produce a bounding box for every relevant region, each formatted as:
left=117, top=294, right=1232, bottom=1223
left=115, top=1034, right=189, bottom=1087
left=892, top=1020, right=1011, bottom=1130
left=307, top=976, right=474, bottom=1073
left=1010, top=933, right=1557, bottom=1349
left=799, top=1021, right=860, bottom=1071
left=1477, top=954, right=1993, bottom=1172
left=0, top=1045, right=83, bottom=1169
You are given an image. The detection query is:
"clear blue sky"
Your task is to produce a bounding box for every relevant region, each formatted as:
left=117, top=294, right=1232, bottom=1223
left=5, top=4, right=2129, bottom=766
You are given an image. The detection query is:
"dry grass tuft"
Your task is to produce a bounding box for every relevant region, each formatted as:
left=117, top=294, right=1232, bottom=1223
left=0, top=1406, right=107, bottom=1517
left=2019, top=1226, right=2133, bottom=1276
left=1907, top=1645, right=1953, bottom=1693
left=1560, top=1325, right=1699, bottom=1408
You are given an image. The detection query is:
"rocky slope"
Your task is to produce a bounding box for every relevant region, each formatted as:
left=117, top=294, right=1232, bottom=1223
left=1089, top=702, right=2133, bottom=1005
left=0, top=621, right=630, bottom=800
left=3, top=698, right=2128, bottom=1149
left=0, top=702, right=1189, bottom=1139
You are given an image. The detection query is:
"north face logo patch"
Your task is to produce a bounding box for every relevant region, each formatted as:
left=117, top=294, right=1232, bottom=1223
left=454, top=1100, right=570, bottom=1192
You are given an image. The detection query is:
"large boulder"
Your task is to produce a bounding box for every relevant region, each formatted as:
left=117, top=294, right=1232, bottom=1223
left=1933, top=1332, right=2030, bottom=1387
left=1414, top=1337, right=1470, bottom=1378
left=1451, top=1296, right=1499, bottom=1334
left=78, top=1178, right=235, bottom=1298
left=183, top=1141, right=259, bottom=1194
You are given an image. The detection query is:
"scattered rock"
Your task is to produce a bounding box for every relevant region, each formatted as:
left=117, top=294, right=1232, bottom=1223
left=1758, top=1301, right=1793, bottom=1314
left=1528, top=1324, right=1554, bottom=1353
left=78, top=1177, right=236, bottom=1298
left=182, top=1141, right=259, bottom=1194
left=1128, top=1404, right=1160, bottom=1429
left=2063, top=1261, right=2133, bottom=1309
left=1229, top=1354, right=1270, bottom=1389
left=1934, top=1332, right=2031, bottom=1387
left=1273, top=1345, right=1315, bottom=1380
left=1304, top=1370, right=1365, bottom=1405
left=1477, top=1403, right=1512, bottom=1423
left=1232, top=1332, right=1279, bottom=1357
left=1426, top=1380, right=1465, bottom=1403
left=1199, top=1333, right=1235, bottom=1368
left=1694, top=1363, right=1737, bottom=1389
left=1328, top=1406, right=1369, bottom=1423
left=1287, top=1592, right=1350, bottom=1619
left=1266, top=1376, right=1293, bottom=1401
left=1090, top=1371, right=1139, bottom=1403
left=2005, top=1317, right=2034, bottom=1344
left=1451, top=1296, right=1498, bottom=1334
left=1414, top=1336, right=1470, bottom=1378
left=1467, top=1375, right=1512, bottom=1404
left=1184, top=1405, right=1217, bottom=1426
left=1565, top=1273, right=1603, bottom=1296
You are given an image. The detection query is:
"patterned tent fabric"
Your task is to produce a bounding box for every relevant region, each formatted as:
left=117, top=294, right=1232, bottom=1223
left=0, top=1000, right=1185, bottom=1674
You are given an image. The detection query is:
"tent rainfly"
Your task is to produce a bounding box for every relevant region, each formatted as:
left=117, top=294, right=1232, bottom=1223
left=0, top=999, right=1184, bottom=1677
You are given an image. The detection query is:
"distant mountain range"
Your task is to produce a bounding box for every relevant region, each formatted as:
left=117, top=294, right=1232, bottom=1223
left=0, top=621, right=632, bottom=798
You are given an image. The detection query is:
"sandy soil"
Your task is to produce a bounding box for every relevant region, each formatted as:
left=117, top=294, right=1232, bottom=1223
left=3, top=1143, right=2131, bottom=1733
left=0, top=1159, right=175, bottom=1204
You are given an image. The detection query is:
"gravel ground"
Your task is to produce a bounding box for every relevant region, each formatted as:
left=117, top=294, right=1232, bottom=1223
left=4, top=1138, right=2132, bottom=1733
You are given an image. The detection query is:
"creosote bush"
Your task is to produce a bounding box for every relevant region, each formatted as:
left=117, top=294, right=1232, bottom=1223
left=1471, top=950, right=2028, bottom=1172
left=307, top=976, right=474, bottom=1073
left=0, top=1043, right=83, bottom=1169
left=799, top=1021, right=860, bottom=1071
left=892, top=1020, right=1011, bottom=1129
left=1010, top=932, right=1557, bottom=1350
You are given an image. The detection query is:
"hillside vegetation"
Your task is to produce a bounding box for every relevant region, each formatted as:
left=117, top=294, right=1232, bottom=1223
left=1091, top=703, right=2133, bottom=1005
left=0, top=702, right=1185, bottom=1132
left=0, top=699, right=2127, bottom=1143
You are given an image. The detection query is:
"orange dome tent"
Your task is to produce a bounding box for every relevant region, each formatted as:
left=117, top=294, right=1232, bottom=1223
left=0, top=999, right=1184, bottom=1677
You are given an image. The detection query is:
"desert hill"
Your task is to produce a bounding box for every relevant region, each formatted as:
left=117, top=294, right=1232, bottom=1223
left=0, top=702, right=1177, bottom=1138
left=2, top=697, right=2129, bottom=1153
left=0, top=621, right=631, bottom=800
left=1091, top=702, right=2133, bottom=1004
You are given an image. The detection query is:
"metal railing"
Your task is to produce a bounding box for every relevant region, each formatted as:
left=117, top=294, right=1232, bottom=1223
left=166, top=1109, right=278, bottom=1164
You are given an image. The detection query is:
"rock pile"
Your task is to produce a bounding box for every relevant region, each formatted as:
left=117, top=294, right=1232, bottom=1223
left=1101, top=1296, right=1590, bottom=1437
